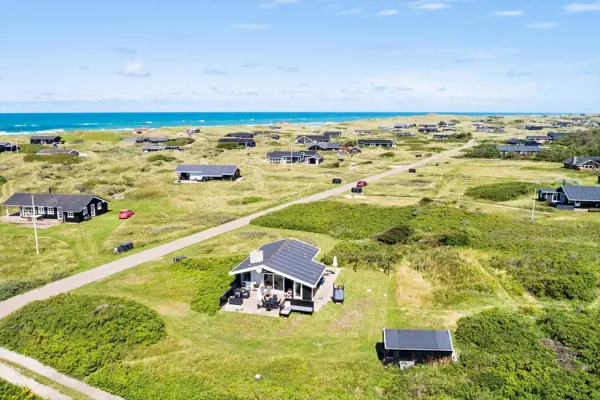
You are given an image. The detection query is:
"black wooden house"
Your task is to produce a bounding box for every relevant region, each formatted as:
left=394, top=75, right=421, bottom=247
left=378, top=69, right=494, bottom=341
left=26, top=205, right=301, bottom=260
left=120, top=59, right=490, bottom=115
left=2, top=193, right=109, bottom=223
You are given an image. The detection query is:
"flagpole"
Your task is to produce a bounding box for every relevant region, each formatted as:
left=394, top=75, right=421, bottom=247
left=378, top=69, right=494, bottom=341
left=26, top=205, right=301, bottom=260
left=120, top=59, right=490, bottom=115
left=31, top=195, right=39, bottom=255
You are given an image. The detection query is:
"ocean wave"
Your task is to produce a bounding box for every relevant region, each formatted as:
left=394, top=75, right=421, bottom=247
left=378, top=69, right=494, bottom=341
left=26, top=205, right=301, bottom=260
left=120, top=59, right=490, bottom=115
left=13, top=124, right=28, bottom=127
left=79, top=123, right=98, bottom=126
left=145, top=121, right=153, bottom=124
left=198, top=120, right=205, bottom=122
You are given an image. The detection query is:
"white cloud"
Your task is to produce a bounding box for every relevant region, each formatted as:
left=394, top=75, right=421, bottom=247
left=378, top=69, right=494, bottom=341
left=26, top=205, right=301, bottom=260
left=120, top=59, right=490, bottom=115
left=230, top=24, right=269, bottom=30
left=338, top=8, right=361, bottom=14
left=378, top=10, right=398, bottom=16
left=117, top=61, right=150, bottom=78
left=525, top=22, right=558, bottom=29
left=258, top=0, right=299, bottom=8
left=411, top=1, right=452, bottom=11
left=491, top=10, right=524, bottom=17
left=565, top=2, right=600, bottom=13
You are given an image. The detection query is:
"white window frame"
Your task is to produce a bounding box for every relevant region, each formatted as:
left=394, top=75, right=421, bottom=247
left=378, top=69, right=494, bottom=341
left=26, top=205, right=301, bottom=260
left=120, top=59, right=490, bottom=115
left=96, top=202, right=101, bottom=211
left=37, top=206, right=45, bottom=214
left=47, top=207, right=54, bottom=215
left=67, top=212, right=74, bottom=218
left=57, top=211, right=63, bottom=219
left=82, top=207, right=88, bottom=216
left=91, top=206, right=96, bottom=217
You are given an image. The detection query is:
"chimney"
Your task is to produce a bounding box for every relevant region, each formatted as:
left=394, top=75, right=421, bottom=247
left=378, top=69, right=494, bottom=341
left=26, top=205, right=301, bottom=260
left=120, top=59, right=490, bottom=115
left=250, top=250, right=263, bottom=264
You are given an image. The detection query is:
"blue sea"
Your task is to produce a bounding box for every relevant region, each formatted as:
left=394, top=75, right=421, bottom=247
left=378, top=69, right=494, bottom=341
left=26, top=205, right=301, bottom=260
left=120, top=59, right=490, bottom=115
left=0, top=112, right=548, bottom=135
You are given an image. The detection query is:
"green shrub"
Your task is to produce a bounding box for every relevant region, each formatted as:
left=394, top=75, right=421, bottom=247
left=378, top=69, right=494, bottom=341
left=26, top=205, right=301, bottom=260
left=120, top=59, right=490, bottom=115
left=0, top=176, right=6, bottom=185
left=419, top=197, right=434, bottom=205
left=241, top=196, right=266, bottom=204
left=0, top=279, right=47, bottom=301
left=166, top=137, right=195, bottom=146
left=0, top=379, right=43, bottom=400
left=23, top=154, right=82, bottom=165
left=374, top=224, right=412, bottom=245
left=147, top=154, right=178, bottom=162
left=465, top=181, right=537, bottom=202
left=216, top=142, right=243, bottom=150
left=0, top=294, right=165, bottom=378
left=379, top=152, right=395, bottom=158
left=464, top=144, right=501, bottom=159
left=18, top=143, right=45, bottom=154
left=321, top=240, right=402, bottom=270
left=439, top=232, right=470, bottom=246
left=175, top=255, right=246, bottom=315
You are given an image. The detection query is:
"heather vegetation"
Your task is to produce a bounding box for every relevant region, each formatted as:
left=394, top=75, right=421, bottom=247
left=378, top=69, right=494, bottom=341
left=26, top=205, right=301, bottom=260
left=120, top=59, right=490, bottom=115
left=465, top=181, right=538, bottom=202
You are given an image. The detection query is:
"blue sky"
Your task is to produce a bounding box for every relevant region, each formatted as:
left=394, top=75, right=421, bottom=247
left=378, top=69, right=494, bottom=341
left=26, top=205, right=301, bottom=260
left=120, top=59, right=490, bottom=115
left=1, top=0, right=599, bottom=112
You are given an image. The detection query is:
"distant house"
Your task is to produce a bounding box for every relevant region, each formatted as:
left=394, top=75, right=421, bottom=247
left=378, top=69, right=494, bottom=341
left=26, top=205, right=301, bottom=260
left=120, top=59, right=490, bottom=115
left=36, top=148, right=80, bottom=157
left=394, top=124, right=411, bottom=129
left=537, top=188, right=558, bottom=202
left=228, top=239, right=327, bottom=306
left=433, top=134, right=450, bottom=140
left=525, top=125, right=544, bottom=131
left=354, top=130, right=373, bottom=134
left=225, top=132, right=255, bottom=139
left=2, top=192, right=109, bottom=223
left=175, top=164, right=241, bottom=182
left=252, top=131, right=267, bottom=135
left=476, top=126, right=491, bottom=133
left=562, top=156, right=600, bottom=171
left=493, top=127, right=506, bottom=133
left=506, top=138, right=524, bottom=145
left=143, top=145, right=183, bottom=152
left=268, top=134, right=280, bottom=140
left=548, top=132, right=568, bottom=140
left=147, top=137, right=169, bottom=143
left=266, top=151, right=323, bottom=165
left=306, top=142, right=341, bottom=151
left=269, top=126, right=282, bottom=130
left=396, top=133, right=416, bottom=138
left=442, top=127, right=458, bottom=132
left=419, top=127, right=439, bottom=133
left=295, top=135, right=330, bottom=144
left=496, top=145, right=543, bottom=156
left=541, top=185, right=600, bottom=209
left=523, top=140, right=541, bottom=147
left=186, top=128, right=201, bottom=134
left=323, top=131, right=342, bottom=137
left=526, top=135, right=553, bottom=143
left=343, top=146, right=362, bottom=154
left=382, top=329, right=454, bottom=367
left=553, top=122, right=571, bottom=128
left=132, top=128, right=151, bottom=134
left=358, top=139, right=396, bottom=148
left=30, top=135, right=61, bottom=145
left=0, top=142, right=21, bottom=153
left=218, top=138, right=256, bottom=148
left=419, top=124, right=438, bottom=128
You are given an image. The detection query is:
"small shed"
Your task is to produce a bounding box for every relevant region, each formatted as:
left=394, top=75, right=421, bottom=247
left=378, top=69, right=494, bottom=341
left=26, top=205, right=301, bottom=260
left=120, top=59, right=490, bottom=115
left=382, top=329, right=454, bottom=366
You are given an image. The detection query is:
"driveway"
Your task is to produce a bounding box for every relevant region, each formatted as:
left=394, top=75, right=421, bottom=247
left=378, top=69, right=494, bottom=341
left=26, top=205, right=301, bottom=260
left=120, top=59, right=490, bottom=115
left=0, top=141, right=472, bottom=319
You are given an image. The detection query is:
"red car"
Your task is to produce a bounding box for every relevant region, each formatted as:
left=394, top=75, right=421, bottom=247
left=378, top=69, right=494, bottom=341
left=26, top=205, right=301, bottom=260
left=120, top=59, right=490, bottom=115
left=118, top=209, right=135, bottom=219
left=356, top=181, right=368, bottom=188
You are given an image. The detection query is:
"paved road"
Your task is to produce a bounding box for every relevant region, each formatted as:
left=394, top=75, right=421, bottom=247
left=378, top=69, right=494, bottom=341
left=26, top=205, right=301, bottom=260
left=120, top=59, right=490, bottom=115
left=0, top=141, right=472, bottom=319
left=0, top=348, right=122, bottom=400
left=0, top=362, right=72, bottom=400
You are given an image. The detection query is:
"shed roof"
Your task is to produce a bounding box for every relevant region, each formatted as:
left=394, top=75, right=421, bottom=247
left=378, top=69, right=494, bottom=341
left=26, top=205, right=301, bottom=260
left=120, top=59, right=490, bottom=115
left=560, top=186, right=600, bottom=202
left=563, top=157, right=600, bottom=166
left=36, top=149, right=78, bottom=155
left=296, top=135, right=330, bottom=141
left=382, top=329, right=453, bottom=352
left=175, top=164, right=239, bottom=177
left=229, top=239, right=326, bottom=288
left=30, top=135, right=61, bottom=140
left=2, top=193, right=108, bottom=212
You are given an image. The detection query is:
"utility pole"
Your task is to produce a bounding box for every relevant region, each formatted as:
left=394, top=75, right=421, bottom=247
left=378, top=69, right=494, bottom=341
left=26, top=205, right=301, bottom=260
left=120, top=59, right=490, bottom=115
left=290, top=142, right=293, bottom=170
left=531, top=188, right=536, bottom=222
left=31, top=195, right=39, bottom=255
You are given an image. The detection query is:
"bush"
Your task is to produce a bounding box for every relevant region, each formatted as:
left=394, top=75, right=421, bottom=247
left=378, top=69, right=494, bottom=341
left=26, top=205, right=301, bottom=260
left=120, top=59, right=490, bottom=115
left=18, top=143, right=45, bottom=154
left=216, top=142, right=243, bottom=150
left=321, top=240, right=402, bottom=270
left=439, top=232, right=470, bottom=246
left=464, top=144, right=501, bottom=159
left=166, top=137, right=195, bottom=146
left=0, top=294, right=165, bottom=378
left=379, top=152, right=395, bottom=158
left=0, top=176, right=6, bottom=185
left=0, top=279, right=47, bottom=301
left=23, top=154, right=82, bottom=165
left=0, top=379, right=43, bottom=399
left=147, top=154, right=178, bottom=162
left=175, top=256, right=246, bottom=315
left=374, top=224, right=412, bottom=245
left=465, top=181, right=537, bottom=202
left=419, top=197, right=434, bottom=205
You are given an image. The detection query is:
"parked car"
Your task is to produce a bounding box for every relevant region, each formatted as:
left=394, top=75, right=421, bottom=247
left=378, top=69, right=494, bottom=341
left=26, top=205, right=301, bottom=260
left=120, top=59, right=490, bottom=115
left=356, top=181, right=368, bottom=188
left=118, top=209, right=135, bottom=219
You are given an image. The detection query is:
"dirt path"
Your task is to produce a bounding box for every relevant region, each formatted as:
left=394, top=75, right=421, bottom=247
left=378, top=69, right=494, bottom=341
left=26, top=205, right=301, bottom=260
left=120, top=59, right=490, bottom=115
left=0, top=140, right=473, bottom=319
left=1, top=361, right=72, bottom=400
left=0, top=349, right=121, bottom=400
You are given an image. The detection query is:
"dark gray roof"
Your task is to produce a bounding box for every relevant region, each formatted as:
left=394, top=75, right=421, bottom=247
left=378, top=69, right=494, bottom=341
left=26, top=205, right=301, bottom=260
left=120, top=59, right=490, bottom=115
left=496, top=145, right=543, bottom=152
left=383, top=329, right=453, bottom=352
left=218, top=138, right=255, bottom=144
left=267, top=151, right=320, bottom=158
left=225, top=132, right=254, bottom=138
left=563, top=157, right=600, bottom=166
left=175, top=164, right=239, bottom=176
left=358, top=139, right=394, bottom=144
left=296, top=135, right=330, bottom=141
left=307, top=142, right=341, bottom=150
left=229, top=239, right=326, bottom=288
left=147, top=137, right=169, bottom=143
left=539, top=188, right=558, bottom=194
left=526, top=136, right=552, bottom=140
left=507, top=138, right=523, bottom=144
left=2, top=193, right=108, bottom=212
left=37, top=149, right=79, bottom=155
left=30, top=135, right=61, bottom=140
left=560, top=186, right=600, bottom=201
left=143, top=145, right=167, bottom=151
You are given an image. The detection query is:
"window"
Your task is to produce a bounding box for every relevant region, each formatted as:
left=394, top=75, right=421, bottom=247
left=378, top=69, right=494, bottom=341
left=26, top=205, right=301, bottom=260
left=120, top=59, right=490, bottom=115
left=96, top=202, right=101, bottom=211
left=37, top=206, right=45, bottom=214
left=67, top=212, right=74, bottom=218
left=47, top=207, right=54, bottom=215
left=57, top=211, right=63, bottom=219
left=82, top=207, right=88, bottom=215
